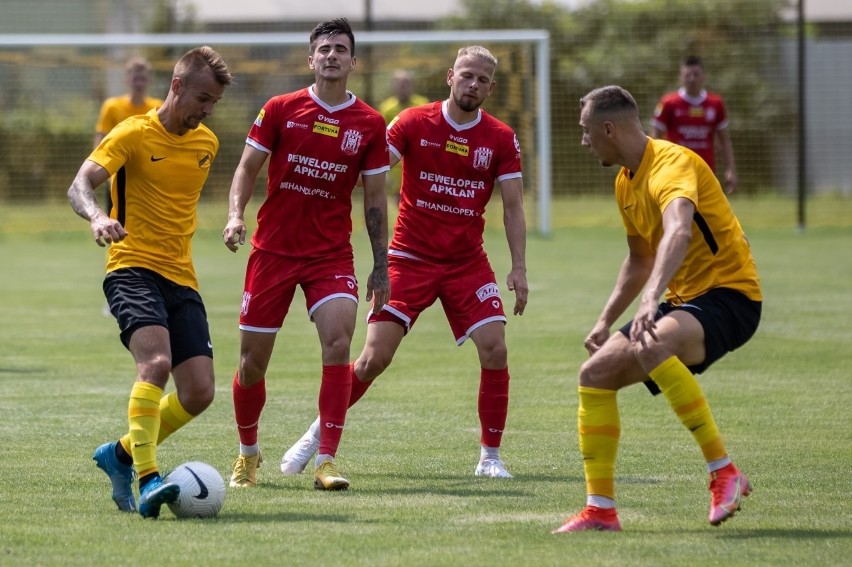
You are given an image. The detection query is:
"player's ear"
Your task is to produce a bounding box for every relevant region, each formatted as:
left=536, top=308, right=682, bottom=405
left=308, top=55, right=315, bottom=70
left=446, top=68, right=454, bottom=86
left=350, top=56, right=357, bottom=71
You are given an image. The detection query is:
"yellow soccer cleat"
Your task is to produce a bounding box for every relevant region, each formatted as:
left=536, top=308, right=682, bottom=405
left=313, top=460, right=349, bottom=491
left=230, top=452, right=263, bottom=488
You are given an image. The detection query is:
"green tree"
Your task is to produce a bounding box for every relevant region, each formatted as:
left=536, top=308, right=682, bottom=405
left=443, top=0, right=794, bottom=193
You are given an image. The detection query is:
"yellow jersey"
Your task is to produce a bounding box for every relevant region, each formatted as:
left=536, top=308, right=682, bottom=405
left=378, top=94, right=429, bottom=125
left=88, top=108, right=219, bottom=290
left=95, top=95, right=163, bottom=135
left=615, top=138, right=761, bottom=303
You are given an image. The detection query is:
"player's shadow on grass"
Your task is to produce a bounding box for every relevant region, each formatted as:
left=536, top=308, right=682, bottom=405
left=0, top=367, right=45, bottom=374
left=717, top=528, right=852, bottom=540
left=217, top=511, right=359, bottom=523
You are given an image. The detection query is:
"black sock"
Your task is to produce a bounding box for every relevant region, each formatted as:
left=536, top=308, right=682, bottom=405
left=114, top=441, right=133, bottom=466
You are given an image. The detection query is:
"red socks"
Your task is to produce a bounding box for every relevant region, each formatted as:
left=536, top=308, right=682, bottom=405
left=348, top=361, right=373, bottom=407
left=318, top=364, right=352, bottom=456
left=479, top=367, right=510, bottom=448
left=232, top=372, right=266, bottom=446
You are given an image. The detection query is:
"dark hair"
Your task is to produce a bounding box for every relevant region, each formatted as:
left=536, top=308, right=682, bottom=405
left=309, top=18, right=355, bottom=56
left=579, top=85, right=639, bottom=117
left=174, top=45, right=233, bottom=87
left=683, top=55, right=703, bottom=68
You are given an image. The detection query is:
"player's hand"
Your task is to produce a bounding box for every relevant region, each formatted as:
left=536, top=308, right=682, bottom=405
left=365, top=265, right=390, bottom=314
left=506, top=268, right=528, bottom=316
left=584, top=323, right=610, bottom=356
left=222, top=219, right=246, bottom=253
left=629, top=297, right=659, bottom=348
left=90, top=213, right=127, bottom=247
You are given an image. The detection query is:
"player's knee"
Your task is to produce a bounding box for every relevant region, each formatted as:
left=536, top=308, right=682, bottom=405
left=578, top=357, right=614, bottom=389
left=358, top=349, right=392, bottom=380
left=138, top=354, right=172, bottom=383
left=193, top=380, right=215, bottom=412
left=478, top=341, right=507, bottom=369
left=179, top=379, right=215, bottom=415
left=630, top=340, right=675, bottom=373
left=238, top=355, right=266, bottom=387
left=320, top=335, right=353, bottom=365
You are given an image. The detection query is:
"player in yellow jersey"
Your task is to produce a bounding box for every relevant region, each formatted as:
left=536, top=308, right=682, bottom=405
left=378, top=70, right=429, bottom=203
left=68, top=46, right=232, bottom=518
left=94, top=58, right=164, bottom=217
left=553, top=86, right=761, bottom=533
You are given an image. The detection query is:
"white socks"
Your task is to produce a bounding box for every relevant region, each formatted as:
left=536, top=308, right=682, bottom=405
left=240, top=443, right=260, bottom=456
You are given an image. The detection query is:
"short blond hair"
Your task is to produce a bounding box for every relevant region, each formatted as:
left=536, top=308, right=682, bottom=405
left=456, top=45, right=498, bottom=70
left=174, top=46, right=233, bottom=87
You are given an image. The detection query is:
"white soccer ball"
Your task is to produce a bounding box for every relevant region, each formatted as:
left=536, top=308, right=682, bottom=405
left=165, top=461, right=226, bottom=518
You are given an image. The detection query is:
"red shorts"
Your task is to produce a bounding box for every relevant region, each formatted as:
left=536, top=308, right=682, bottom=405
left=239, top=248, right=358, bottom=332
left=369, top=253, right=506, bottom=344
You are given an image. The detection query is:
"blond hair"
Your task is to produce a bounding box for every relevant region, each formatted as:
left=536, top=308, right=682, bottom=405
left=174, top=46, right=233, bottom=87
left=456, top=45, right=498, bottom=70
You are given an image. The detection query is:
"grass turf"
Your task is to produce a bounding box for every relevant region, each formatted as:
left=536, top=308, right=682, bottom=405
left=0, top=195, right=850, bottom=566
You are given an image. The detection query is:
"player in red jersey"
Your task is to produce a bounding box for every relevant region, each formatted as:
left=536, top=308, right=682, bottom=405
left=280, top=45, right=528, bottom=479
left=222, top=18, right=390, bottom=492
left=649, top=56, right=738, bottom=193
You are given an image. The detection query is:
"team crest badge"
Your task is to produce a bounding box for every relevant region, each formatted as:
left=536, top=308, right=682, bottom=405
left=472, top=147, right=493, bottom=171
left=341, top=130, right=363, bottom=156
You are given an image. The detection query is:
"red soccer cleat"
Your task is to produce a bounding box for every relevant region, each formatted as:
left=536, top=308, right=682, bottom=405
left=552, top=506, right=622, bottom=533
left=708, top=463, right=752, bottom=526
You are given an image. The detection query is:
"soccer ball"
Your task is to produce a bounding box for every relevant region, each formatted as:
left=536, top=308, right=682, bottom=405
left=165, top=461, right=226, bottom=518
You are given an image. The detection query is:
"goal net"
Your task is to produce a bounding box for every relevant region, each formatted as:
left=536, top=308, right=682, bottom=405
left=0, top=31, right=552, bottom=233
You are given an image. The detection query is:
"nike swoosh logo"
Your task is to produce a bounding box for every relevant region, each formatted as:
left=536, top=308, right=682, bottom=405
left=186, top=465, right=209, bottom=499
left=623, top=204, right=634, bottom=211
left=133, top=442, right=152, bottom=448
left=150, top=156, right=167, bottom=162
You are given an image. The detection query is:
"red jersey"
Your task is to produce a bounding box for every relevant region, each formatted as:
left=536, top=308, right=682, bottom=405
left=650, top=88, right=728, bottom=171
left=388, top=101, right=522, bottom=263
left=247, top=86, right=389, bottom=259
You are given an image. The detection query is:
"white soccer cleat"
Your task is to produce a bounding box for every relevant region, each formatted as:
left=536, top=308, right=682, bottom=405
left=280, top=429, right=320, bottom=475
left=474, top=458, right=513, bottom=478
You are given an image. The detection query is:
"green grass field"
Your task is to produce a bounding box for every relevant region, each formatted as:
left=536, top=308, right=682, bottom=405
left=1, top=196, right=850, bottom=566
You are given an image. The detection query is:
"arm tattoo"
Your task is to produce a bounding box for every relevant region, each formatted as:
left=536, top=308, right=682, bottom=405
left=365, top=206, right=387, bottom=268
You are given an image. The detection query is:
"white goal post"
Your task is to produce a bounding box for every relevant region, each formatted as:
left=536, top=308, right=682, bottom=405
left=0, top=30, right=551, bottom=234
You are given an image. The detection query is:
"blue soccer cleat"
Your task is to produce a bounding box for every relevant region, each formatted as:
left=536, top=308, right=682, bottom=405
left=93, top=441, right=137, bottom=512
left=138, top=476, right=180, bottom=519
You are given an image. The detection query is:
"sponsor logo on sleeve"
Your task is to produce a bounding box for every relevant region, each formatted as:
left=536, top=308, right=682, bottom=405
left=254, top=108, right=265, bottom=127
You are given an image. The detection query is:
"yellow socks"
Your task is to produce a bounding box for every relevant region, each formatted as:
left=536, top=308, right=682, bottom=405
left=156, top=391, right=194, bottom=444
left=127, top=381, right=162, bottom=478
left=650, top=356, right=727, bottom=463
left=577, top=386, right=620, bottom=500
left=119, top=390, right=194, bottom=455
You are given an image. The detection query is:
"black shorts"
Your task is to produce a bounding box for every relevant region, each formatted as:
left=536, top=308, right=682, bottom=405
left=619, top=287, right=761, bottom=395
left=103, top=267, right=213, bottom=367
